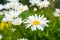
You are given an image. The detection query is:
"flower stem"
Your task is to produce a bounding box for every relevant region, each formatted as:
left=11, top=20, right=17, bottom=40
left=34, top=31, right=37, bottom=40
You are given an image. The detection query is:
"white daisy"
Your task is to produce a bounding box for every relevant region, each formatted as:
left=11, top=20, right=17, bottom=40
left=11, top=18, right=22, bottom=25
left=54, top=8, right=60, bottom=17
left=14, top=4, right=28, bottom=13
left=5, top=10, right=20, bottom=19
left=17, top=38, right=27, bottom=40
left=0, top=34, right=3, bottom=40
left=2, top=10, right=20, bottom=23
left=29, top=0, right=41, bottom=6
left=23, top=14, right=49, bottom=31
left=38, top=0, right=50, bottom=9
left=4, top=2, right=19, bottom=9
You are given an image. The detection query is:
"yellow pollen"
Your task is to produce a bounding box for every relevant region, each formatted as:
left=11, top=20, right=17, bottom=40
left=32, top=20, right=40, bottom=25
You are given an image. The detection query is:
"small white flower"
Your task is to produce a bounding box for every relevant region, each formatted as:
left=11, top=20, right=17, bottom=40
left=34, top=7, right=37, bottom=12
left=54, top=8, right=60, bottom=17
left=5, top=10, right=20, bottom=19
left=38, top=0, right=50, bottom=9
left=29, top=0, right=41, bottom=6
left=23, top=14, right=49, bottom=31
left=4, top=2, right=19, bottom=9
left=11, top=18, right=22, bottom=25
left=0, top=34, right=3, bottom=40
left=2, top=10, right=20, bottom=22
left=17, top=38, right=27, bottom=40
left=0, top=4, right=4, bottom=10
left=14, top=4, right=28, bottom=13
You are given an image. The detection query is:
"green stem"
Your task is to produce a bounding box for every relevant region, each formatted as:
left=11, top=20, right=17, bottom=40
left=34, top=31, right=37, bottom=40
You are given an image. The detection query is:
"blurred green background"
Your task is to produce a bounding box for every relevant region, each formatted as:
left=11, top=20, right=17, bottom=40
left=0, top=0, right=60, bottom=40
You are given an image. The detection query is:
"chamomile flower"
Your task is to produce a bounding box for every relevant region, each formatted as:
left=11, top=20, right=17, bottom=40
left=54, top=8, right=60, bottom=17
left=14, top=4, right=28, bottom=13
left=17, top=38, right=27, bottom=40
left=11, top=18, right=22, bottom=25
left=29, top=0, right=41, bottom=6
left=38, top=0, right=50, bottom=9
left=23, top=14, right=49, bottom=31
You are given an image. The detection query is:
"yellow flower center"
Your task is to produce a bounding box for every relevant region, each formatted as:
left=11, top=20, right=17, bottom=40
left=18, top=7, right=24, bottom=11
left=32, top=20, right=40, bottom=25
left=42, top=3, right=45, bottom=6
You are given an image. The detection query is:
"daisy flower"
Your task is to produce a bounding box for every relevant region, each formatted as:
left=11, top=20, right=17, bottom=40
left=14, top=4, right=28, bottom=13
left=29, top=0, right=41, bottom=6
left=23, top=14, right=49, bottom=31
left=11, top=18, right=22, bottom=25
left=4, top=10, right=20, bottom=19
left=38, top=0, right=50, bottom=9
left=54, top=8, right=60, bottom=17
left=4, top=2, right=19, bottom=9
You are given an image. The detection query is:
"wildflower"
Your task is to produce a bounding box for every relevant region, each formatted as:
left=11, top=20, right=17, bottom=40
left=54, top=8, right=60, bottom=17
left=23, top=14, right=49, bottom=31
left=38, top=0, right=50, bottom=9
left=4, top=2, right=19, bottom=9
left=14, top=4, right=28, bottom=13
left=29, top=0, right=41, bottom=6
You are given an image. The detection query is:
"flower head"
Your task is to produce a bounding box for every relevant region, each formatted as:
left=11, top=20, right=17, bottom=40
left=23, top=14, right=49, bottom=31
left=29, top=0, right=41, bottom=6
left=38, top=0, right=50, bottom=9
left=14, top=4, right=28, bottom=13
left=54, top=8, right=60, bottom=17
